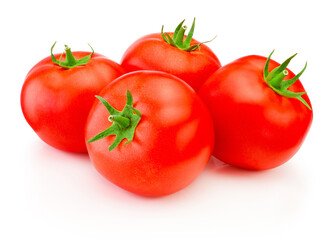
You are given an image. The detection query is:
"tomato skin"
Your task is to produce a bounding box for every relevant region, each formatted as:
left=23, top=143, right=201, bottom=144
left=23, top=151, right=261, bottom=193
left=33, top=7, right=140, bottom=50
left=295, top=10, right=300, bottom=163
left=198, top=55, right=313, bottom=170
left=21, top=52, right=125, bottom=153
left=121, top=33, right=221, bottom=91
left=85, top=71, right=214, bottom=196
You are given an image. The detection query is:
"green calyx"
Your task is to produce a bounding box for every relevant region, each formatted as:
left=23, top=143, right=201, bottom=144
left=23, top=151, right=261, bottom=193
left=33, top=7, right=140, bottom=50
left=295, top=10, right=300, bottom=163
left=263, top=50, right=311, bottom=110
left=87, top=90, right=142, bottom=151
left=51, top=41, right=94, bottom=69
left=161, top=18, right=216, bottom=52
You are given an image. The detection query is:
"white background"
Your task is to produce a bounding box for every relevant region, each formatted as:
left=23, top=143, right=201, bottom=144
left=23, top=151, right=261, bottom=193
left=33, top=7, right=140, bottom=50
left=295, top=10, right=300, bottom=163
left=1, top=0, right=329, bottom=239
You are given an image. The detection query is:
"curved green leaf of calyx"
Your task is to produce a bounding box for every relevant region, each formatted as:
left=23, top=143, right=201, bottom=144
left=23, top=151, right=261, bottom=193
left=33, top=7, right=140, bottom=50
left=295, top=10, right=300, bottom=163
left=184, top=35, right=217, bottom=52
left=160, top=18, right=216, bottom=52
left=281, top=62, right=307, bottom=89
left=87, top=90, right=142, bottom=151
left=274, top=53, right=297, bottom=75
left=173, top=19, right=186, bottom=42
left=95, top=95, right=120, bottom=115
left=51, top=41, right=94, bottom=69
left=263, top=49, right=274, bottom=79
left=296, top=96, right=311, bottom=110
left=183, top=17, right=195, bottom=48
left=263, top=50, right=311, bottom=110
left=161, top=25, right=170, bottom=44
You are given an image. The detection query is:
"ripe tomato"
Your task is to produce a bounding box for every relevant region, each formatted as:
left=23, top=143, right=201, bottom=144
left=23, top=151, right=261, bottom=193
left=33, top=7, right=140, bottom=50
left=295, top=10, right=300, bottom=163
left=85, top=71, right=214, bottom=196
left=121, top=19, right=221, bottom=91
left=199, top=51, right=313, bottom=170
left=21, top=43, right=125, bottom=153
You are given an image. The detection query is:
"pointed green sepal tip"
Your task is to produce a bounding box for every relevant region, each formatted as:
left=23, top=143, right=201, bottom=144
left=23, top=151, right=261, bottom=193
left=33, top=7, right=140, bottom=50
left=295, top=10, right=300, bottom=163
left=87, top=90, right=142, bottom=151
left=51, top=41, right=94, bottom=69
left=263, top=50, right=311, bottom=110
left=160, top=18, right=216, bottom=52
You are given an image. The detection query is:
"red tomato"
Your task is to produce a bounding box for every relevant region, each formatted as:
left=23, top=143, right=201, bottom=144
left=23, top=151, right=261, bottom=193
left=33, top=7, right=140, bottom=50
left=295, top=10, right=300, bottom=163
left=199, top=52, right=313, bottom=170
left=21, top=43, right=125, bottom=153
left=85, top=71, right=214, bottom=196
left=121, top=19, right=221, bottom=91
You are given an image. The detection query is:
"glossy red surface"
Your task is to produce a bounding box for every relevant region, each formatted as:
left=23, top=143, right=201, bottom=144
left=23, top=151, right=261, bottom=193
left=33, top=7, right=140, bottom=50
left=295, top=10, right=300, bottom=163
left=199, top=55, right=313, bottom=170
left=21, top=52, right=125, bottom=152
left=121, top=33, right=221, bottom=91
left=85, top=71, right=214, bottom=196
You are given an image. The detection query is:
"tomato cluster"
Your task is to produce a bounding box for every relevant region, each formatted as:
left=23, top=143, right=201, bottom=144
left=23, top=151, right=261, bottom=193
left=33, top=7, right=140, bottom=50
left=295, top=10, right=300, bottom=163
left=21, top=19, right=313, bottom=196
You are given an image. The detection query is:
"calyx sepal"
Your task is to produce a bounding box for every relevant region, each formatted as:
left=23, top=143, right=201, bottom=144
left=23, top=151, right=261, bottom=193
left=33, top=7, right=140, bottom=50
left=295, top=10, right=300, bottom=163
left=263, top=50, right=311, bottom=110
left=161, top=18, right=216, bottom=52
left=51, top=42, right=94, bottom=69
left=87, top=90, right=142, bottom=151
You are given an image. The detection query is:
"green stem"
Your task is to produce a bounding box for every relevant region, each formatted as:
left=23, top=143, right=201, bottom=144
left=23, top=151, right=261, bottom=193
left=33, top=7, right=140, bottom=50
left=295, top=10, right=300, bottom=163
left=269, top=69, right=289, bottom=88
left=108, top=115, right=130, bottom=129
left=263, top=50, right=311, bottom=110
left=63, top=45, right=77, bottom=66
left=175, top=25, right=187, bottom=46
left=87, top=90, right=142, bottom=151
left=161, top=18, right=216, bottom=52
left=51, top=42, right=94, bottom=69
